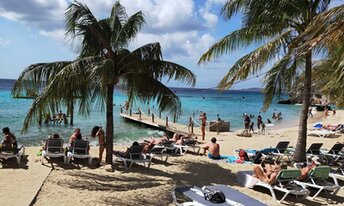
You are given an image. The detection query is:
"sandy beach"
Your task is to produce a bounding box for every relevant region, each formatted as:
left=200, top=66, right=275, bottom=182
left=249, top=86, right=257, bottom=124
left=1, top=110, right=343, bottom=206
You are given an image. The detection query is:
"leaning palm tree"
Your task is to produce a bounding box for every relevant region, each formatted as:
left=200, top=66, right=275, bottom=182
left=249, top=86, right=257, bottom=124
left=12, top=1, right=196, bottom=164
left=199, top=0, right=337, bottom=162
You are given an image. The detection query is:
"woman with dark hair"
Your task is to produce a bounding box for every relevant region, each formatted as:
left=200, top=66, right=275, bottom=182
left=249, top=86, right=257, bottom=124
left=92, top=126, right=105, bottom=164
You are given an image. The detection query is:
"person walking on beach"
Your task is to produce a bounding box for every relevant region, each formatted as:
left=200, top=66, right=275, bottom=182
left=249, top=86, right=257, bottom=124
left=244, top=114, right=250, bottom=130
left=92, top=126, right=106, bottom=165
left=257, top=115, right=262, bottom=129
left=199, top=112, right=207, bottom=141
left=249, top=122, right=254, bottom=133
left=308, top=107, right=313, bottom=118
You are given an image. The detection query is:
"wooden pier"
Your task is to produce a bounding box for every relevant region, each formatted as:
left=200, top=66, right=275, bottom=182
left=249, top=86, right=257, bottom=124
left=120, top=107, right=231, bottom=138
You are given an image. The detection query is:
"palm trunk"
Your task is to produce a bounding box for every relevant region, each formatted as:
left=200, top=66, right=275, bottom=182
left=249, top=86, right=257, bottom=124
left=105, top=84, right=114, bottom=164
left=69, top=99, right=74, bottom=125
left=293, top=51, right=312, bottom=162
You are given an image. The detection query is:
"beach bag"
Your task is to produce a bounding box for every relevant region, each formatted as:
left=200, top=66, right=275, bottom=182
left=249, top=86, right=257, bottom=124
left=204, top=190, right=226, bottom=203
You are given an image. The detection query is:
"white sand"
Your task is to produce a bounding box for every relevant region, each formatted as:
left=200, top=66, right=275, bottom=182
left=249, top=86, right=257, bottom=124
left=1, top=109, right=343, bottom=206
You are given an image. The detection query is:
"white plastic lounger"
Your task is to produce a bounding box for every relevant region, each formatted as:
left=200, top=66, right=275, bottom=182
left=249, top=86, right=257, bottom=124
left=66, top=140, right=92, bottom=165
left=41, top=139, right=66, bottom=164
left=147, top=146, right=169, bottom=162
left=0, top=144, right=25, bottom=165
left=308, top=130, right=336, bottom=138
left=172, top=185, right=267, bottom=206
left=114, top=144, right=152, bottom=169
left=236, top=170, right=310, bottom=203
left=294, top=166, right=341, bottom=199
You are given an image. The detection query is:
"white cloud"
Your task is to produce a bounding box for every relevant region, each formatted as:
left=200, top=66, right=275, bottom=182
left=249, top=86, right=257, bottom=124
left=0, top=38, right=11, bottom=47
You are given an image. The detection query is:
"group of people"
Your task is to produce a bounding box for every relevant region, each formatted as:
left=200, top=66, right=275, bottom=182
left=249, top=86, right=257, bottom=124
left=243, top=114, right=266, bottom=134
left=253, top=156, right=321, bottom=185
left=44, top=111, right=68, bottom=125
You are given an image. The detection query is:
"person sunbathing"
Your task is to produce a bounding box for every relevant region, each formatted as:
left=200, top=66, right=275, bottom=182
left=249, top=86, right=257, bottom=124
left=298, top=156, right=320, bottom=181
left=201, top=137, right=221, bottom=159
left=253, top=160, right=282, bottom=185
left=114, top=141, right=140, bottom=158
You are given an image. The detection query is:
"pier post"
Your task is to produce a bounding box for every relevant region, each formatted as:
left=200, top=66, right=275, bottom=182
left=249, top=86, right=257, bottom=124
left=130, top=108, right=132, bottom=116
left=159, top=111, right=161, bottom=119
left=166, top=116, right=169, bottom=127
left=173, top=113, right=176, bottom=123
left=148, top=108, right=150, bottom=116
left=152, top=113, right=155, bottom=122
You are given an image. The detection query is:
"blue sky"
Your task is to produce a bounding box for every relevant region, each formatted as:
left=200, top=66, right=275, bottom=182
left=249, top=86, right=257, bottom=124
left=0, top=0, right=341, bottom=89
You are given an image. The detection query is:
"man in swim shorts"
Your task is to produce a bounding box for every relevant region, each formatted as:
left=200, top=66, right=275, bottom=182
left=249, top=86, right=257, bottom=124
left=201, top=137, right=221, bottom=159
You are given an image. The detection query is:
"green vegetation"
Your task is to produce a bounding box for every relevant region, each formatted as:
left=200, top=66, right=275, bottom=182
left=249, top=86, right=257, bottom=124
left=199, top=0, right=343, bottom=162
left=12, top=1, right=196, bottom=164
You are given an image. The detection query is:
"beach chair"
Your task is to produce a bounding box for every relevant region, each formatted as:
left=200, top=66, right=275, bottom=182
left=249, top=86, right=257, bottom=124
left=308, top=129, right=336, bottom=138
left=306, top=143, right=328, bottom=164
left=172, top=185, right=267, bottom=206
left=294, top=166, right=341, bottom=199
left=174, top=139, right=201, bottom=155
left=66, top=140, right=92, bottom=165
left=323, top=143, right=344, bottom=163
left=41, top=138, right=66, bottom=164
left=147, top=145, right=169, bottom=162
left=329, top=164, right=344, bottom=188
left=236, top=169, right=310, bottom=203
left=0, top=143, right=25, bottom=165
left=114, top=144, right=152, bottom=169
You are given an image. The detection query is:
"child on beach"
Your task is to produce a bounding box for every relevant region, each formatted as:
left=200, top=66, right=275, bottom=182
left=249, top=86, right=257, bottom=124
left=91, top=126, right=106, bottom=164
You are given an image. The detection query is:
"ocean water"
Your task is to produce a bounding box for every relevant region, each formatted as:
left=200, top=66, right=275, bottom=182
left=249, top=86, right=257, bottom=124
left=0, top=79, right=301, bottom=146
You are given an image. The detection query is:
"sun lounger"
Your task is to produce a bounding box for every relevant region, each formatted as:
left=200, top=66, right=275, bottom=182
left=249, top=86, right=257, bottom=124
left=147, top=145, right=169, bottom=162
left=306, top=143, right=329, bottom=164
left=41, top=138, right=66, bottom=164
left=0, top=144, right=25, bottom=165
left=236, top=169, right=310, bottom=203
left=322, top=143, right=344, bottom=163
left=66, top=140, right=92, bottom=165
left=294, top=166, right=341, bottom=199
left=172, top=185, right=267, bottom=206
left=329, top=164, right=344, bottom=188
left=114, top=144, right=152, bottom=169
left=308, top=129, right=336, bottom=138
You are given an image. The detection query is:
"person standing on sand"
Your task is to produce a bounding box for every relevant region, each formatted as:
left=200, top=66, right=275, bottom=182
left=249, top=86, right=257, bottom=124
left=92, top=126, right=106, bottom=164
left=199, top=112, right=207, bottom=141
left=244, top=114, right=250, bottom=130
left=257, top=115, right=262, bottom=129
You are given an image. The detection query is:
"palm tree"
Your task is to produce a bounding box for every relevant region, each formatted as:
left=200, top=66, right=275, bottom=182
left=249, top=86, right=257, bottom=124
left=198, top=0, right=336, bottom=162
left=12, top=1, right=196, bottom=164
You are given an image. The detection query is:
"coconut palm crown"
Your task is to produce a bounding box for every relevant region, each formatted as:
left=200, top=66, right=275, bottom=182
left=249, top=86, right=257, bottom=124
left=12, top=1, right=196, bottom=164
left=198, top=0, right=340, bottom=162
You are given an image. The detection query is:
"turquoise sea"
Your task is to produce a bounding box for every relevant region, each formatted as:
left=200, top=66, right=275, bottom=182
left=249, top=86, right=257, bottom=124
left=0, top=79, right=302, bottom=146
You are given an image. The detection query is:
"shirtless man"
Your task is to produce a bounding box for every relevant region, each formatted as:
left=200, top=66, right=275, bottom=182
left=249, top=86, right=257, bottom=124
left=298, top=156, right=320, bottom=180
left=199, top=112, right=207, bottom=141
left=201, top=137, right=220, bottom=159
left=2, top=127, right=17, bottom=147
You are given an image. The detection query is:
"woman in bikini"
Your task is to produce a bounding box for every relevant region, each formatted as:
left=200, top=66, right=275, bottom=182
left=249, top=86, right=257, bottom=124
left=92, top=126, right=106, bottom=164
left=253, top=160, right=282, bottom=185
left=199, top=112, right=207, bottom=141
